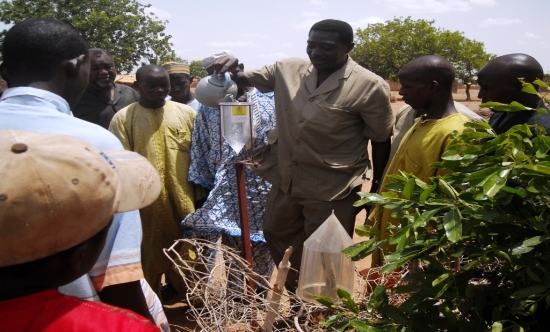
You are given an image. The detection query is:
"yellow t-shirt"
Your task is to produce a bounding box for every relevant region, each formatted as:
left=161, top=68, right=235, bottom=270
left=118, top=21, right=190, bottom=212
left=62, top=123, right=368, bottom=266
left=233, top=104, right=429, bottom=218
left=369, top=112, right=471, bottom=266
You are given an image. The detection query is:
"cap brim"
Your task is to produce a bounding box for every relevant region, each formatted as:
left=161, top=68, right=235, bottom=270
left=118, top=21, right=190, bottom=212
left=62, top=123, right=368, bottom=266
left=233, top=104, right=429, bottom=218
left=103, top=150, right=161, bottom=213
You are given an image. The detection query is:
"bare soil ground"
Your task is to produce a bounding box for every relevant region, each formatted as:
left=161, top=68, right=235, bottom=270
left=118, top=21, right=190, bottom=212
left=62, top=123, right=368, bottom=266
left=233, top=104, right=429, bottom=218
left=164, top=89, right=491, bottom=331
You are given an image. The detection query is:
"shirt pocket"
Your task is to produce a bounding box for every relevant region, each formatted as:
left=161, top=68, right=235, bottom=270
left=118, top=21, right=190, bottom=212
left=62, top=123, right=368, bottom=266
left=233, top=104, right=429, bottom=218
left=164, top=125, right=192, bottom=152
left=404, top=151, right=423, bottom=179
left=314, top=101, right=357, bottom=135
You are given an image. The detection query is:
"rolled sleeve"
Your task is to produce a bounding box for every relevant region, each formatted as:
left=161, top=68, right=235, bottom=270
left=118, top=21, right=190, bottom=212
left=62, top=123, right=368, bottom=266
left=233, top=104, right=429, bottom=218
left=360, top=80, right=394, bottom=142
left=244, top=64, right=276, bottom=93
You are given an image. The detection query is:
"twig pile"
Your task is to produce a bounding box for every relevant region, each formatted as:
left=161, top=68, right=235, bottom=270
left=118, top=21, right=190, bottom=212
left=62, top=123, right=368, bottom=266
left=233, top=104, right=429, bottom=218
left=165, top=239, right=411, bottom=331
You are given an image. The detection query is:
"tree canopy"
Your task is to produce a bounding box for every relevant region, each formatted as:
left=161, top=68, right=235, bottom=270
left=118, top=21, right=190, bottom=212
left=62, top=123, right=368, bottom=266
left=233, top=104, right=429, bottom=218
left=0, top=0, right=175, bottom=73
left=189, top=60, right=207, bottom=79
left=352, top=17, right=495, bottom=100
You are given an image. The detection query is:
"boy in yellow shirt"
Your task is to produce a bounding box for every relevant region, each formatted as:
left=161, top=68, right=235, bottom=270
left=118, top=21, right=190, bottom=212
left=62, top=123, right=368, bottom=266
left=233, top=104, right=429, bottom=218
left=369, top=55, right=472, bottom=266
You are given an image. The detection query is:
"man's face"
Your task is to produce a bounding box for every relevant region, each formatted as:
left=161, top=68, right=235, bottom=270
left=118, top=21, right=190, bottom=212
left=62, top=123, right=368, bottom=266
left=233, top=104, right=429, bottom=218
left=168, top=73, right=191, bottom=102
left=306, top=30, right=352, bottom=72
left=137, top=70, right=170, bottom=105
left=477, top=66, right=519, bottom=105
left=89, top=54, right=117, bottom=89
left=398, top=70, right=432, bottom=111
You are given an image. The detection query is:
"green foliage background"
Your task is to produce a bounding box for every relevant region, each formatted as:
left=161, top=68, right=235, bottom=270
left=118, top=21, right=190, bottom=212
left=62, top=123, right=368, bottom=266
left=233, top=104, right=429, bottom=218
left=0, top=0, right=175, bottom=73
left=352, top=17, right=496, bottom=100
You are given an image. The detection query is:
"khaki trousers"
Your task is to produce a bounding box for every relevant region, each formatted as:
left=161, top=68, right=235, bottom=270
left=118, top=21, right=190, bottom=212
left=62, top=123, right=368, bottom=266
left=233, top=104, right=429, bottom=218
left=263, top=187, right=359, bottom=293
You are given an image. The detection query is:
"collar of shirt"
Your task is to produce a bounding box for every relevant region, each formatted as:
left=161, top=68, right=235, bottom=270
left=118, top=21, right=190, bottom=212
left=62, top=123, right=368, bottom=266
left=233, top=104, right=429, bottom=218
left=0, top=87, right=71, bottom=115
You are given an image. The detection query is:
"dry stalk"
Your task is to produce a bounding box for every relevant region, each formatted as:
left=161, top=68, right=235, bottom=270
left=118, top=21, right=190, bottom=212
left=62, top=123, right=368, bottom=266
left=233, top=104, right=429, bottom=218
left=164, top=239, right=330, bottom=331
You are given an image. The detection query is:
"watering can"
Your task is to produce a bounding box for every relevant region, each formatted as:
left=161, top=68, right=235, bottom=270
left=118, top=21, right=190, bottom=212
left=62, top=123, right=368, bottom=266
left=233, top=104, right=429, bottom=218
left=195, top=71, right=238, bottom=108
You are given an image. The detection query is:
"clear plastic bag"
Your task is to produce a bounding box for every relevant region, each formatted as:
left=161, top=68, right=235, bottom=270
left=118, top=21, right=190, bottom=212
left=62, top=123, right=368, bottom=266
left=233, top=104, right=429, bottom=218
left=297, top=211, right=355, bottom=303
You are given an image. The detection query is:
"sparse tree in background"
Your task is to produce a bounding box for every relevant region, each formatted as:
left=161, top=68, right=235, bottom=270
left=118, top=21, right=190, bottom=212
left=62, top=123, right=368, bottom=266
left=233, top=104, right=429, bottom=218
left=0, top=0, right=175, bottom=73
left=352, top=17, right=440, bottom=81
left=438, top=30, right=496, bottom=100
left=352, top=17, right=495, bottom=100
left=155, top=56, right=188, bottom=66
left=189, top=60, right=207, bottom=79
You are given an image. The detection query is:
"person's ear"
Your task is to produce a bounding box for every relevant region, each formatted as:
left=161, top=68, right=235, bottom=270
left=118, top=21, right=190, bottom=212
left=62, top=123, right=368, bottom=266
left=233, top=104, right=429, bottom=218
left=345, top=42, right=355, bottom=53
left=429, top=80, right=439, bottom=92
left=0, top=63, right=11, bottom=87
left=63, top=54, right=87, bottom=78
left=134, top=80, right=143, bottom=94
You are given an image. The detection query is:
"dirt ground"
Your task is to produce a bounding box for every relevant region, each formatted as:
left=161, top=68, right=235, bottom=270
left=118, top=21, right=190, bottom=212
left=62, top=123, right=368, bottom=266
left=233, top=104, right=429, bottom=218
left=164, top=89, right=490, bottom=331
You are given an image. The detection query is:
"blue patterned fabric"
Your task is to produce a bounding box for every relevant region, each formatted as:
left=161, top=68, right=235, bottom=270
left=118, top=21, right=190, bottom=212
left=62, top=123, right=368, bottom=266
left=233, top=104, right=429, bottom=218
left=183, top=90, right=276, bottom=278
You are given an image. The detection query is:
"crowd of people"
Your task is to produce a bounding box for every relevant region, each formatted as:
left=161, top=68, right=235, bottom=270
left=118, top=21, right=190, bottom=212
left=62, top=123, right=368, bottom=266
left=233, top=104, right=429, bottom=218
left=0, top=15, right=547, bottom=331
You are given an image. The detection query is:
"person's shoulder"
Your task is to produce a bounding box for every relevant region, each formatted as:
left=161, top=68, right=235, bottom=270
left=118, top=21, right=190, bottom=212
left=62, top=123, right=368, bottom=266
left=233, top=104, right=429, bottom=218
left=115, top=102, right=138, bottom=116
left=62, top=294, right=158, bottom=331
left=116, top=83, right=138, bottom=94
left=454, top=102, right=486, bottom=122
left=529, top=105, right=550, bottom=126
left=350, top=59, right=386, bottom=84
left=397, top=104, right=413, bottom=117
left=439, top=113, right=473, bottom=130
left=115, top=83, right=134, bottom=91
left=69, top=116, right=124, bottom=149
left=274, top=57, right=311, bottom=71
left=167, top=100, right=197, bottom=118
left=75, top=86, right=95, bottom=101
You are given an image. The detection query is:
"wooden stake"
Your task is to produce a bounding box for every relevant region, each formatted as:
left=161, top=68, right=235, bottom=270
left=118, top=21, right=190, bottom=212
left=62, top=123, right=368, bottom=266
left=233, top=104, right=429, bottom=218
left=263, top=246, right=294, bottom=332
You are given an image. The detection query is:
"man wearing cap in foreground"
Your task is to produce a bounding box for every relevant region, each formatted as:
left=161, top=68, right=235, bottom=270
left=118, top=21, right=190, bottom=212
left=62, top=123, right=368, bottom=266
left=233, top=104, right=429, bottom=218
left=73, top=48, right=140, bottom=129
left=182, top=52, right=275, bottom=294
left=110, top=64, right=197, bottom=297
left=0, top=18, right=169, bottom=330
left=0, top=130, right=161, bottom=331
left=162, top=61, right=202, bottom=111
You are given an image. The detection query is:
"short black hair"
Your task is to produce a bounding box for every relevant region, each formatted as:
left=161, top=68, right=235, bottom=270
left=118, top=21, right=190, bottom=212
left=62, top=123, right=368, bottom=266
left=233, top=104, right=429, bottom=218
left=1, top=18, right=88, bottom=81
left=89, top=48, right=113, bottom=59
left=136, top=64, right=167, bottom=82
left=309, top=19, right=354, bottom=45
left=401, top=55, right=456, bottom=90
left=490, top=53, right=544, bottom=87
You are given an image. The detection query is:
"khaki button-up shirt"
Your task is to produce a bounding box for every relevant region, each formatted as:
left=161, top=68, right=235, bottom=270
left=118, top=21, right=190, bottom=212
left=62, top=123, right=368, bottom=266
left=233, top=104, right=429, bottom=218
left=245, top=57, right=393, bottom=201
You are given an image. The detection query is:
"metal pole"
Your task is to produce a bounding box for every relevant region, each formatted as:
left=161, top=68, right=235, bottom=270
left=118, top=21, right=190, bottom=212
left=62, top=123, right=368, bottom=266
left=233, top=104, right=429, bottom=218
left=235, top=162, right=255, bottom=292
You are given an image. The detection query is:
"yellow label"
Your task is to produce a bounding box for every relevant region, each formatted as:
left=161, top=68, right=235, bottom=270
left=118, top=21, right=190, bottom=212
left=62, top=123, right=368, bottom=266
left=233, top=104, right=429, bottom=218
left=231, top=106, right=247, bottom=116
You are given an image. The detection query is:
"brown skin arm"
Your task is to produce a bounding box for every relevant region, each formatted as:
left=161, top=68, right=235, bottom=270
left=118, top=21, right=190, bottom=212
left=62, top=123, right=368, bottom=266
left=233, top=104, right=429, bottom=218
left=98, top=281, right=155, bottom=324
left=370, top=138, right=392, bottom=193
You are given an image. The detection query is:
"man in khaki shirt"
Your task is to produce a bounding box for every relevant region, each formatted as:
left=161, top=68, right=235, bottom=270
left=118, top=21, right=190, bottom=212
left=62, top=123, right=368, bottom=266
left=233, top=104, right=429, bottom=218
left=215, top=19, right=393, bottom=291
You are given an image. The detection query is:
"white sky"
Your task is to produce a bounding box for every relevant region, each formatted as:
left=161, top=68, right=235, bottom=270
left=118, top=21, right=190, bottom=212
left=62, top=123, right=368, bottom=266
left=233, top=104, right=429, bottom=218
left=146, top=0, right=550, bottom=74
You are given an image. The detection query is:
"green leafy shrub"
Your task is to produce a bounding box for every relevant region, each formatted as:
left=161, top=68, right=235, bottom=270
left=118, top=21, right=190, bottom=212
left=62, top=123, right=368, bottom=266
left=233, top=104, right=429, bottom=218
left=318, top=79, right=550, bottom=331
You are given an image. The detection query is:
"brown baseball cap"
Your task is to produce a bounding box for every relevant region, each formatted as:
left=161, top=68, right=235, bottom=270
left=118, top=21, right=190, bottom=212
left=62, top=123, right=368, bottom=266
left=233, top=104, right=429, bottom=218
left=0, top=130, right=161, bottom=267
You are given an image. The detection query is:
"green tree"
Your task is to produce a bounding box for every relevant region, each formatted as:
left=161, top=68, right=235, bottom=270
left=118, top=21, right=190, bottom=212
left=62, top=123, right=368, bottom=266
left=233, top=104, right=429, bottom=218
left=154, top=55, right=188, bottom=66
left=352, top=17, right=495, bottom=100
left=0, top=0, right=175, bottom=73
left=352, top=17, right=441, bottom=81
left=439, top=30, right=496, bottom=100
left=189, top=60, right=207, bottom=79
